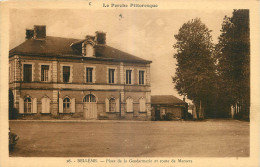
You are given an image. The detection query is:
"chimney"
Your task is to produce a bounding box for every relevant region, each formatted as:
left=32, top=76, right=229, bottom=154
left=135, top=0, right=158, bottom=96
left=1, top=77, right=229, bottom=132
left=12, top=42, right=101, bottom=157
left=26, top=29, right=34, bottom=39
left=95, top=31, right=106, bottom=45
left=34, top=25, right=46, bottom=39
left=85, top=35, right=95, bottom=41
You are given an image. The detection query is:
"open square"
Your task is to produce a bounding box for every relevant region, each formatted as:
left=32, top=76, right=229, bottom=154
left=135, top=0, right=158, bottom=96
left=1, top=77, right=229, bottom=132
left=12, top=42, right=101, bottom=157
left=9, top=119, right=249, bottom=157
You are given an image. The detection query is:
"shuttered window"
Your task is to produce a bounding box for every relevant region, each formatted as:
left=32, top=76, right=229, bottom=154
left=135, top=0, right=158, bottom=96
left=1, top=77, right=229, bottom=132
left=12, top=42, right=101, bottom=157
left=139, top=98, right=146, bottom=112
left=126, top=98, right=133, bottom=112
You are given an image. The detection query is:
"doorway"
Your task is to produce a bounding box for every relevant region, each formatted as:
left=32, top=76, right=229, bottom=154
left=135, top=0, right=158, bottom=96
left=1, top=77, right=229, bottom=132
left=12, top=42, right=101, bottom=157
left=83, top=94, right=97, bottom=119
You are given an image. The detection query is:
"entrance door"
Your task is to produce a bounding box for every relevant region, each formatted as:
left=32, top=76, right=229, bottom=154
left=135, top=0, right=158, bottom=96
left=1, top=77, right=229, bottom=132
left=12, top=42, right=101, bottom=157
left=83, top=94, right=97, bottom=119
left=155, top=107, right=161, bottom=120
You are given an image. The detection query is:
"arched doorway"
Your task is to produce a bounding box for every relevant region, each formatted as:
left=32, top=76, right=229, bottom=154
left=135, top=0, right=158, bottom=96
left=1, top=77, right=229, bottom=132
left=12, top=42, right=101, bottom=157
left=83, top=94, right=97, bottom=119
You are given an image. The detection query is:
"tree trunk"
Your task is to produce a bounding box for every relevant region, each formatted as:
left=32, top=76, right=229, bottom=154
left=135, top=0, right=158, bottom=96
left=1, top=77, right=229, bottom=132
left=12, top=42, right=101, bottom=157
left=192, top=103, right=198, bottom=119
left=199, top=100, right=204, bottom=119
left=231, top=105, right=234, bottom=118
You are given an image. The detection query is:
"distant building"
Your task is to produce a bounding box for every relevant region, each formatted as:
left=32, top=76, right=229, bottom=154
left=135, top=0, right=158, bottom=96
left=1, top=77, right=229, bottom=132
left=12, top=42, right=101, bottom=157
left=151, top=95, right=188, bottom=120
left=9, top=25, right=152, bottom=120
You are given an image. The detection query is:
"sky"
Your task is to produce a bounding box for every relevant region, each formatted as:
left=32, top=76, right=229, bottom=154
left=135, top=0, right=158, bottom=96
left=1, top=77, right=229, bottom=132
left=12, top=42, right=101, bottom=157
left=9, top=9, right=233, bottom=103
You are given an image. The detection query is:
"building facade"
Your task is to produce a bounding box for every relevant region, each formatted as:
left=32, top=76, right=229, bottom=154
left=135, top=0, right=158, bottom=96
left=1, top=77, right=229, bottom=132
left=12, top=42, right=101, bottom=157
left=151, top=95, right=188, bottom=120
left=9, top=25, right=152, bottom=120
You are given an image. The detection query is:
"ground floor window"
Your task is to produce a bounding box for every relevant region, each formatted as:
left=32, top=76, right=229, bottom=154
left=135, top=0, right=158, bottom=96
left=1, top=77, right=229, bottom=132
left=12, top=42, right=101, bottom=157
left=24, top=97, right=32, bottom=113
left=139, top=98, right=146, bottom=112
left=109, top=98, right=116, bottom=112
left=126, top=97, right=133, bottom=112
left=63, top=97, right=71, bottom=113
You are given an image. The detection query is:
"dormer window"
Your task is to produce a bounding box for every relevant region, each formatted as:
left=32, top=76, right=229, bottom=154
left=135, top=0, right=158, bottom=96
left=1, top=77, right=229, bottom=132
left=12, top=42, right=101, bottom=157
left=82, top=42, right=94, bottom=57
left=86, top=44, right=94, bottom=57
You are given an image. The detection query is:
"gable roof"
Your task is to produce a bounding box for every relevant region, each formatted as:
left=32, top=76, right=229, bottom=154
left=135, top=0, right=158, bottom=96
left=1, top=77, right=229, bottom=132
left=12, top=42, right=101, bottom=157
left=9, top=36, right=151, bottom=63
left=151, top=95, right=187, bottom=105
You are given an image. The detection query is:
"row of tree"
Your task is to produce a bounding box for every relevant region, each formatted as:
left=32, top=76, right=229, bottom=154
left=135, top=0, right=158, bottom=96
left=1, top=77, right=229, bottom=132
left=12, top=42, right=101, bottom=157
left=173, top=9, right=250, bottom=120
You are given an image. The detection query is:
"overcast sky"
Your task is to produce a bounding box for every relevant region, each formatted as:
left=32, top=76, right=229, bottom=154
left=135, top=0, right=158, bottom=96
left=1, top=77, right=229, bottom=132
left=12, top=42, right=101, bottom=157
left=10, top=9, right=233, bottom=103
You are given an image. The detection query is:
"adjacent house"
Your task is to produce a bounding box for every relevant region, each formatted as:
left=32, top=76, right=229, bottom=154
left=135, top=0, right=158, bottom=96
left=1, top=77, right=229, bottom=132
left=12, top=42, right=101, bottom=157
left=151, top=95, right=188, bottom=120
left=9, top=25, right=152, bottom=120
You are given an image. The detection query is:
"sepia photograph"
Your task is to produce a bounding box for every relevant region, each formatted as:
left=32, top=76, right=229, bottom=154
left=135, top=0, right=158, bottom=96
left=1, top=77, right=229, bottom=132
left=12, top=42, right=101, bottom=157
left=1, top=0, right=259, bottom=166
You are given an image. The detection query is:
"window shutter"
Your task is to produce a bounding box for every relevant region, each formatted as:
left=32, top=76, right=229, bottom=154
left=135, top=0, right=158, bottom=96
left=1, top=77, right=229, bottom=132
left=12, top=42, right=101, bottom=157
left=71, top=98, right=76, bottom=113
left=139, top=99, right=142, bottom=111
left=59, top=98, right=63, bottom=113
left=126, top=99, right=130, bottom=112
left=19, top=98, right=24, bottom=114
left=130, top=99, right=133, bottom=112
left=131, top=69, right=134, bottom=84
left=46, top=98, right=50, bottom=113
left=116, top=98, right=120, bottom=112
left=33, top=98, right=37, bottom=113
left=139, top=98, right=146, bottom=112
left=105, top=98, right=109, bottom=112
left=126, top=98, right=133, bottom=112
left=41, top=98, right=46, bottom=113
left=93, top=67, right=96, bottom=83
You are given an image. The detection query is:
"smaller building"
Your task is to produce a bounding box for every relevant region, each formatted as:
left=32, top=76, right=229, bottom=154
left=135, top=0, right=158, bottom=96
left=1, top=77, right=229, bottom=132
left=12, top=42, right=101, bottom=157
left=151, top=95, right=188, bottom=120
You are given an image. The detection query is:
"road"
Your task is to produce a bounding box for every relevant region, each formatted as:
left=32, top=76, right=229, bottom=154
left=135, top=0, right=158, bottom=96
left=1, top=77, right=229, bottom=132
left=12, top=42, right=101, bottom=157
left=9, top=119, right=249, bottom=157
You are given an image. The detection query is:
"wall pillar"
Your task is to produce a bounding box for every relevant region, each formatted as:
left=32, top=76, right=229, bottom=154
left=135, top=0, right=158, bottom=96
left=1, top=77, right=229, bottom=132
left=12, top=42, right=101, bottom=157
left=52, top=90, right=59, bottom=115
left=146, top=64, right=150, bottom=85
left=120, top=91, right=125, bottom=117
left=119, top=62, right=124, bottom=84
left=146, top=91, right=151, bottom=120
left=52, top=61, right=58, bottom=82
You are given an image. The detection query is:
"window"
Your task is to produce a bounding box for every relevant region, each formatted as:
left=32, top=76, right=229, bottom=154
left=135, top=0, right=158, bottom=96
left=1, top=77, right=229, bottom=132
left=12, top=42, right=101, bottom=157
left=126, top=70, right=132, bottom=84
left=86, top=44, right=94, bottom=57
left=24, top=97, right=32, bottom=113
left=109, top=69, right=115, bottom=84
left=139, top=71, right=145, bottom=85
left=41, top=65, right=49, bottom=82
left=162, top=108, right=166, bottom=115
left=63, top=98, right=71, bottom=113
left=63, top=66, right=70, bottom=83
left=41, top=97, right=50, bottom=113
left=83, top=94, right=96, bottom=102
left=109, top=98, right=116, bottom=112
left=24, top=64, right=32, bottom=82
left=86, top=68, right=93, bottom=83
left=126, top=98, right=133, bottom=112
left=139, top=98, right=146, bottom=112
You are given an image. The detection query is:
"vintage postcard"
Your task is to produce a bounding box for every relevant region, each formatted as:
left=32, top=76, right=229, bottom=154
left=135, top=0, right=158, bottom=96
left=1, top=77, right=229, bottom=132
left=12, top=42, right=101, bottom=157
left=0, top=0, right=259, bottom=167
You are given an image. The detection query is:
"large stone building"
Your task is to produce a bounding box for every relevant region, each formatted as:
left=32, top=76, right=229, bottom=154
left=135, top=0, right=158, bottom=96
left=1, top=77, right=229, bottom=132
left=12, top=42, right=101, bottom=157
left=9, top=25, right=152, bottom=120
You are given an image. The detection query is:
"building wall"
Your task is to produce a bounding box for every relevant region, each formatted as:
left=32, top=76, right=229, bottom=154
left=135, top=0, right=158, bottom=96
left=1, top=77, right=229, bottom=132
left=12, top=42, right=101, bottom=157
left=9, top=55, right=151, bottom=120
left=164, top=107, right=182, bottom=118
left=151, top=105, right=184, bottom=120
